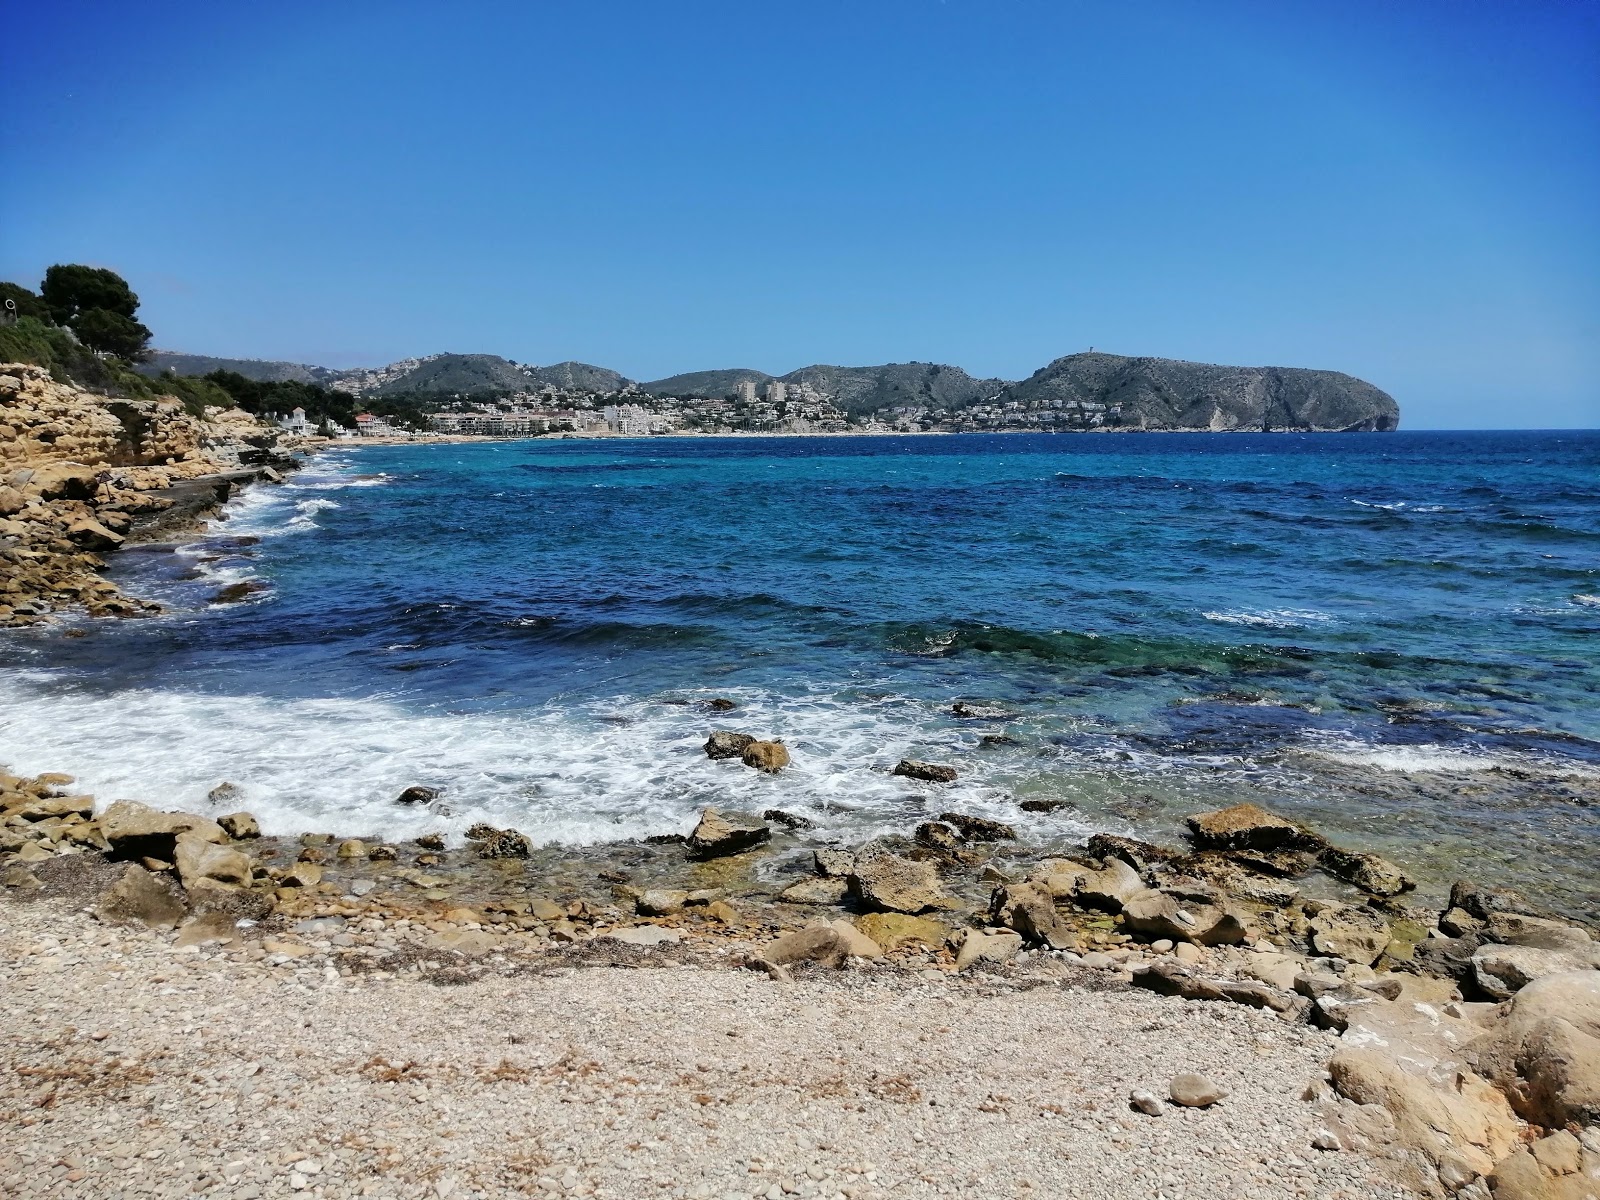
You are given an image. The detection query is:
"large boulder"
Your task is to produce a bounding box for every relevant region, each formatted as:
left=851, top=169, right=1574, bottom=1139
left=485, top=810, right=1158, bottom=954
left=1308, top=903, right=1392, bottom=967
left=955, top=929, right=1023, bottom=972
left=1073, top=857, right=1144, bottom=911
left=1487, top=1131, right=1599, bottom=1200
left=849, top=848, right=948, bottom=914
left=96, top=864, right=186, bottom=929
left=99, top=800, right=226, bottom=862
left=1121, top=884, right=1247, bottom=946
left=1184, top=803, right=1324, bottom=852
left=217, top=811, right=260, bottom=839
left=1318, top=846, right=1414, bottom=898
left=855, top=912, right=946, bottom=949
left=65, top=517, right=123, bottom=552
left=1450, top=880, right=1540, bottom=922
left=989, top=881, right=1078, bottom=949
left=1471, top=945, right=1600, bottom=1001
left=174, top=832, right=253, bottom=892
left=740, top=740, right=790, bottom=773
left=685, top=808, right=770, bottom=858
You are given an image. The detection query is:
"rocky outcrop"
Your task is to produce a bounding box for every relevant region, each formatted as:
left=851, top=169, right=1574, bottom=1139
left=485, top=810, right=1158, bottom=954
left=0, top=362, right=287, bottom=626
left=685, top=808, right=770, bottom=858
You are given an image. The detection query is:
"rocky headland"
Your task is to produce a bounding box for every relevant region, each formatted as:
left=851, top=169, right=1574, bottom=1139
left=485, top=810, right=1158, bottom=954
left=0, top=361, right=298, bottom=626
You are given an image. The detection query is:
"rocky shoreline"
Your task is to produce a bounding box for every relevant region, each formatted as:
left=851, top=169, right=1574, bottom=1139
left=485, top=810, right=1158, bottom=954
left=2, top=760, right=1597, bottom=1199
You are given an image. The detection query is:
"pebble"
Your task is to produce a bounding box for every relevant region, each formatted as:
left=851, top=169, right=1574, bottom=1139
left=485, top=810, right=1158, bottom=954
left=1130, top=1089, right=1166, bottom=1116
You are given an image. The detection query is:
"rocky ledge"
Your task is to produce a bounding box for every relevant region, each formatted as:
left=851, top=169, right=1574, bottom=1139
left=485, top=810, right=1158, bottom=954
left=3, top=768, right=1596, bottom=1200
left=0, top=361, right=298, bottom=626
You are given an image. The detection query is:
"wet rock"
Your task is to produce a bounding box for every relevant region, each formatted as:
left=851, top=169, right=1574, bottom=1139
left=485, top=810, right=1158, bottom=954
left=478, top=829, right=532, bottom=859
left=1168, top=1074, right=1228, bottom=1107
left=762, top=808, right=813, bottom=830
left=1185, top=802, right=1324, bottom=852
left=813, top=848, right=855, bottom=878
left=99, top=799, right=226, bottom=862
left=703, top=731, right=755, bottom=760
left=855, top=912, right=946, bottom=949
left=336, top=838, right=367, bottom=858
left=174, top=832, right=252, bottom=892
left=281, top=862, right=323, bottom=888
left=1018, top=797, right=1070, bottom=812
left=989, top=881, right=1079, bottom=949
left=1085, top=833, right=1174, bottom=870
left=369, top=844, right=397, bottom=861
left=1484, top=912, right=1596, bottom=953
left=892, top=759, right=957, bottom=783
left=217, top=811, right=259, bottom=839
left=1308, top=904, right=1392, bottom=966
left=706, top=697, right=736, bottom=711
left=778, top=877, right=849, bottom=906
left=686, top=808, right=770, bottom=858
left=1471, top=944, right=1600, bottom=1001
left=395, top=785, right=440, bottom=805
left=95, top=863, right=186, bottom=929
left=206, top=782, right=241, bottom=805
left=849, top=848, right=948, bottom=914
left=1470, top=971, right=1600, bottom=1129
left=938, top=812, right=1016, bottom=841
left=741, top=740, right=790, bottom=773
left=1450, top=880, right=1539, bottom=922
left=955, top=929, right=1023, bottom=971
left=914, top=821, right=962, bottom=852
left=636, top=888, right=688, bottom=916
left=1318, top=846, right=1415, bottom=898
left=951, top=701, right=1014, bottom=719
left=1122, top=884, right=1247, bottom=946
left=415, top=833, right=445, bottom=851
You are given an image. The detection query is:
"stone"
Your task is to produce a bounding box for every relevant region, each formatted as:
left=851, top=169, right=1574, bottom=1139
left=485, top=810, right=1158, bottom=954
left=1469, top=970, right=1600, bottom=1128
left=95, top=863, right=186, bottom=929
left=1168, top=1074, right=1228, bottom=1107
left=1026, top=858, right=1090, bottom=899
left=636, top=888, right=688, bottom=916
left=1450, top=880, right=1539, bottom=922
left=763, top=927, right=847, bottom=968
left=1472, top=945, right=1600, bottom=1001
left=989, top=881, right=1078, bottom=949
left=1309, top=904, right=1392, bottom=966
left=217, top=811, right=259, bottom=839
left=1185, top=803, right=1323, bottom=852
left=1242, top=950, right=1302, bottom=992
left=813, top=848, right=854, bottom=878
left=741, top=740, right=790, bottom=773
left=1073, top=857, right=1144, bottom=911
left=65, top=517, right=123, bottom=551
left=1440, top=907, right=1484, bottom=937
left=281, top=862, right=323, bottom=888
left=703, top=731, right=755, bottom=760
left=892, top=759, right=957, bottom=783
left=686, top=808, right=770, bottom=858
left=826, top=919, right=883, bottom=959
left=1130, top=960, right=1226, bottom=1002
left=778, top=877, right=849, bottom=906
left=174, top=832, right=252, bottom=892
left=706, top=697, right=736, bottom=711
left=1174, top=941, right=1204, bottom=964
left=478, top=829, right=532, bottom=858
left=2, top=793, right=92, bottom=821
left=423, top=930, right=500, bottom=956
left=1485, top=912, right=1595, bottom=953
left=606, top=926, right=683, bottom=947
left=0, top=864, right=40, bottom=890
left=206, top=781, right=241, bottom=805
left=395, top=786, right=440, bottom=805
left=99, top=799, right=226, bottom=861
left=937, top=812, right=1015, bottom=841
left=762, top=808, right=813, bottom=830
left=914, top=821, right=962, bottom=853
left=1086, top=833, right=1175, bottom=870
left=1129, top=1090, right=1165, bottom=1116
left=955, top=929, right=1023, bottom=972
left=849, top=848, right=948, bottom=914
left=1121, top=884, right=1247, bottom=946
left=415, top=832, right=445, bottom=851
left=1488, top=1131, right=1599, bottom=1200
left=336, top=839, right=367, bottom=858
left=855, top=912, right=946, bottom=950
left=1318, top=846, right=1414, bottom=897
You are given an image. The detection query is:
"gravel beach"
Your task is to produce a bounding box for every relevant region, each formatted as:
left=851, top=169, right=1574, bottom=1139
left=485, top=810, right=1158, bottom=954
left=0, top=899, right=1409, bottom=1200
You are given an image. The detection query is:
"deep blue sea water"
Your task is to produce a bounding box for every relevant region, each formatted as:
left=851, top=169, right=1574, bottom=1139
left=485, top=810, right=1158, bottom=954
left=2, top=431, right=1597, bottom=915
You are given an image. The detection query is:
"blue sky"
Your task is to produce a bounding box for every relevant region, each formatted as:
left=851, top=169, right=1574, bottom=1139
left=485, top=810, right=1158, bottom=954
left=3, top=1, right=1596, bottom=428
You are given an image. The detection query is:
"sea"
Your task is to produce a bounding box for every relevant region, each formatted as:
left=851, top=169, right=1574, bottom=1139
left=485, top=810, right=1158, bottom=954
left=2, top=431, right=1597, bottom=917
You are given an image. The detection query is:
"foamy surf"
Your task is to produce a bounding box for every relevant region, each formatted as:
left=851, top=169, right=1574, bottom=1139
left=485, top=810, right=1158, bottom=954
left=1201, top=608, right=1334, bottom=629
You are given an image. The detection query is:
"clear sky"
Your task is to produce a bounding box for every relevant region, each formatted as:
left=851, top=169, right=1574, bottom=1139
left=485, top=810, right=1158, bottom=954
left=3, top=1, right=1596, bottom=428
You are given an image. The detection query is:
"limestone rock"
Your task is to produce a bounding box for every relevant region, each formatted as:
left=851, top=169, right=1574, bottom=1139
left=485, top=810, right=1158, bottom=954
left=855, top=911, right=946, bottom=949
left=762, top=808, right=813, bottom=830
left=764, top=926, right=848, bottom=968
left=1472, top=945, right=1600, bottom=1001
left=1469, top=970, right=1600, bottom=1127
left=1185, top=802, right=1323, bottom=852
left=892, top=759, right=957, bottom=783
left=281, top=861, right=323, bottom=888
left=686, top=808, right=770, bottom=858
left=99, top=799, right=226, bottom=861
left=65, top=517, right=123, bottom=551
left=1450, top=880, right=1539, bottom=922
left=813, top=848, right=854, bottom=878
left=1308, top=904, right=1392, bottom=966
left=1485, top=912, right=1595, bottom=953
left=477, top=828, right=532, bottom=858
left=217, top=811, right=259, bottom=839
left=914, top=821, right=962, bottom=853
left=849, top=848, right=947, bottom=914
left=989, top=881, right=1078, bottom=949
left=1129, top=1089, right=1166, bottom=1116
left=703, top=731, right=755, bottom=760
left=740, top=740, right=790, bottom=773
left=174, top=832, right=252, bottom=892
left=778, top=877, right=848, bottom=906
left=1168, top=1073, right=1228, bottom=1107
left=95, top=863, right=186, bottom=929
left=423, top=929, right=501, bottom=956
left=826, top=919, right=883, bottom=959
left=636, top=888, right=688, bottom=916
left=1488, top=1131, right=1599, bottom=1200
left=1318, top=846, right=1414, bottom=898
left=938, top=812, right=1015, bottom=841
left=1122, top=884, right=1247, bottom=946
left=1073, top=857, right=1145, bottom=911
left=955, top=929, right=1023, bottom=972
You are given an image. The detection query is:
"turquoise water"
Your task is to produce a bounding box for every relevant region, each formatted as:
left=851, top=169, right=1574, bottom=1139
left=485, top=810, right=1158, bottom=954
left=2, top=431, right=1597, bottom=914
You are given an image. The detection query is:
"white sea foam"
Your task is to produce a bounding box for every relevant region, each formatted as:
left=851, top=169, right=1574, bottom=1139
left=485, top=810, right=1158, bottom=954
left=0, top=670, right=1100, bottom=847
left=1202, top=608, right=1334, bottom=629
left=1303, top=733, right=1598, bottom=778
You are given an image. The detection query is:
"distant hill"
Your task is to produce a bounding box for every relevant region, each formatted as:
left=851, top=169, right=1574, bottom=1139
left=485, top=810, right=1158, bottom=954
left=525, top=361, right=630, bottom=393
left=998, top=352, right=1399, bottom=432
left=643, top=368, right=776, bottom=397
left=138, top=351, right=338, bottom=385
left=780, top=362, right=1006, bottom=417
left=364, top=353, right=533, bottom=397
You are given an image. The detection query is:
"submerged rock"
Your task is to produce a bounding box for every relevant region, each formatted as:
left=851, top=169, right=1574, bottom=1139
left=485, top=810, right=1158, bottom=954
left=394, top=785, right=440, bottom=805
left=855, top=912, right=946, bottom=949
left=686, top=808, right=770, bottom=858
left=1185, top=802, right=1324, bottom=853
left=1319, top=846, right=1414, bottom=898
left=938, top=812, right=1015, bottom=841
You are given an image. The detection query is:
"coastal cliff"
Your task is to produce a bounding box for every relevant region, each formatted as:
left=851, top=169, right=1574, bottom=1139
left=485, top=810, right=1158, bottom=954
left=998, top=353, right=1400, bottom=432
left=0, top=362, right=290, bottom=626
